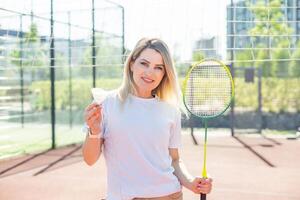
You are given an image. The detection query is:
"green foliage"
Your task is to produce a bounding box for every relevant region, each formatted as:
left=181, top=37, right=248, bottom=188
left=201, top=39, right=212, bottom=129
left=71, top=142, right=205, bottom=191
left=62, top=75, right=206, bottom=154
left=260, top=78, right=299, bottom=112
left=192, top=51, right=205, bottom=62
left=255, top=44, right=274, bottom=76
left=291, top=41, right=300, bottom=77
left=234, top=77, right=300, bottom=113
left=9, top=23, right=47, bottom=81
left=29, top=78, right=122, bottom=111
left=29, top=76, right=300, bottom=113
left=234, top=78, right=258, bottom=109
left=25, top=23, right=39, bottom=43
left=272, top=42, right=290, bottom=77
left=246, top=0, right=294, bottom=77
left=79, top=33, right=123, bottom=77
left=235, top=48, right=253, bottom=67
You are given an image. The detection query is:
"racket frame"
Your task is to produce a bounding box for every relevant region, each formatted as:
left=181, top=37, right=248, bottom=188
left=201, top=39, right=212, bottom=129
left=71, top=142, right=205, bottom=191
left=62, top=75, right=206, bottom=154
left=182, top=58, right=235, bottom=119
left=182, top=58, right=235, bottom=200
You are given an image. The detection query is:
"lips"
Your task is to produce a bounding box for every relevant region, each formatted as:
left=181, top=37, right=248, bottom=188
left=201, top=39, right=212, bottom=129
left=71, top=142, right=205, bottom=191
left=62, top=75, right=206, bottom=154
left=141, top=77, right=154, bottom=83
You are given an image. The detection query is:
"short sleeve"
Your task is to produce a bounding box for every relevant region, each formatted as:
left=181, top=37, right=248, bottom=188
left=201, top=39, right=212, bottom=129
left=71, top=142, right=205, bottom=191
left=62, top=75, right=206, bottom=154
left=169, top=110, right=182, bottom=148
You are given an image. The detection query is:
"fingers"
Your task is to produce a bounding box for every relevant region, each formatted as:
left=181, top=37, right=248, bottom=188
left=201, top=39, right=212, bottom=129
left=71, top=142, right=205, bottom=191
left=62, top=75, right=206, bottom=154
left=197, top=181, right=212, bottom=194
left=84, top=104, right=102, bottom=123
left=192, top=177, right=213, bottom=194
left=85, top=103, right=96, bottom=112
left=87, top=109, right=101, bottom=121
left=87, top=108, right=102, bottom=123
left=86, top=111, right=102, bottom=134
left=85, top=103, right=101, bottom=115
left=85, top=103, right=101, bottom=112
left=194, top=177, right=212, bottom=183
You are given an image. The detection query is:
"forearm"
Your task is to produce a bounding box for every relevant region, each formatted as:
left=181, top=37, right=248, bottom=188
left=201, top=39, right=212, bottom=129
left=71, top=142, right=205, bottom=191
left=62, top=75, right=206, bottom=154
left=172, top=159, right=194, bottom=189
left=82, top=135, right=103, bottom=166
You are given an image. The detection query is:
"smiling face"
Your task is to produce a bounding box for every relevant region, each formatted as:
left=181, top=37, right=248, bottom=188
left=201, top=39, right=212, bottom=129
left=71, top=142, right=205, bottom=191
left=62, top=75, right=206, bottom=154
left=130, top=48, right=166, bottom=98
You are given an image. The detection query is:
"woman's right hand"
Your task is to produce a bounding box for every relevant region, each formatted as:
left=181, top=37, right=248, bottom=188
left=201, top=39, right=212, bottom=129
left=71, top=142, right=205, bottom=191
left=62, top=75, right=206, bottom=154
left=84, top=103, right=103, bottom=135
left=187, top=176, right=213, bottom=194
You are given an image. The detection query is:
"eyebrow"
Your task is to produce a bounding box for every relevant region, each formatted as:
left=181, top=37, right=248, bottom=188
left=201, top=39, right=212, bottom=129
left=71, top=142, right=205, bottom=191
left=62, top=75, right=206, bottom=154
left=140, top=58, right=165, bottom=67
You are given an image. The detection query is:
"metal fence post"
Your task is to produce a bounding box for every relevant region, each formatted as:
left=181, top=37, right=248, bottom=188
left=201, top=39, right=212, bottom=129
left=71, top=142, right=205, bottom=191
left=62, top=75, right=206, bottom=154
left=92, top=0, right=96, bottom=88
left=258, top=67, right=262, bottom=133
left=230, top=0, right=235, bottom=137
left=19, top=14, right=24, bottom=128
left=68, top=11, right=73, bottom=129
left=50, top=0, right=56, bottom=149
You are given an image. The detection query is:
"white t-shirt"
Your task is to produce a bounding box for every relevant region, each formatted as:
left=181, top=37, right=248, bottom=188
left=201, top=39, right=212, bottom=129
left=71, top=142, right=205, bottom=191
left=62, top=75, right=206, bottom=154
left=99, top=91, right=182, bottom=200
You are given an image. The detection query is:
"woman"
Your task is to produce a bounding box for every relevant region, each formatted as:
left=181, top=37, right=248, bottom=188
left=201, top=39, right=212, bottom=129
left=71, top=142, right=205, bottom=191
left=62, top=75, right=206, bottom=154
left=82, top=38, right=212, bottom=200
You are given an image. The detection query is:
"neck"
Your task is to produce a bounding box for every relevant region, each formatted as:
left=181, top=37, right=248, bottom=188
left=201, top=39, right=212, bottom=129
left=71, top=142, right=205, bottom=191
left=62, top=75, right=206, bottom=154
left=133, top=90, right=153, bottom=99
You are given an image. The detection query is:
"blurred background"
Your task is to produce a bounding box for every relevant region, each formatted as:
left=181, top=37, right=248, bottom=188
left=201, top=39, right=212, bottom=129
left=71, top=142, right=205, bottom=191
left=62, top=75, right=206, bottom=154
left=0, top=0, right=299, bottom=160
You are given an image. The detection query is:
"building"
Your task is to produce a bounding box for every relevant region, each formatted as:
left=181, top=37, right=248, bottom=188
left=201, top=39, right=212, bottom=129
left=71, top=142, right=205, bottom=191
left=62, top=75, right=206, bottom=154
left=193, top=36, right=222, bottom=59
left=0, top=29, right=26, bottom=68
left=0, top=28, right=91, bottom=68
left=227, top=0, right=300, bottom=52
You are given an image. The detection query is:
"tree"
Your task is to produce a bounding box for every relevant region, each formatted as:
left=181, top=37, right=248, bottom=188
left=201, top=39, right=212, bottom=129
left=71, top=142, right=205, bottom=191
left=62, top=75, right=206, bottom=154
left=272, top=40, right=290, bottom=77
left=255, top=43, right=275, bottom=76
left=290, top=41, right=300, bottom=77
left=81, top=33, right=124, bottom=78
left=10, top=23, right=47, bottom=80
left=192, top=51, right=205, bottom=62
left=235, top=46, right=253, bottom=68
left=248, top=0, right=293, bottom=77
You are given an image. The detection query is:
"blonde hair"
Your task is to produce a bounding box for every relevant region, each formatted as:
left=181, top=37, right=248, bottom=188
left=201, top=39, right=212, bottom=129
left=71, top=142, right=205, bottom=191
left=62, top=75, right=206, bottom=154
left=118, top=38, right=182, bottom=109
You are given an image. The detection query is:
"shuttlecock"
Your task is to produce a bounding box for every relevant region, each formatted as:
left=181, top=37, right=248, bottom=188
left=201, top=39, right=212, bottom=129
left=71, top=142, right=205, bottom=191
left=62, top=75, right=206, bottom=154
left=91, top=88, right=108, bottom=104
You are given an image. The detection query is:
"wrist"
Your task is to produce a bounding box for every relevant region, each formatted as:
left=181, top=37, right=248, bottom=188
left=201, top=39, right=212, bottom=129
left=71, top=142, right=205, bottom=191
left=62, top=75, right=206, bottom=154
left=87, top=127, right=101, bottom=139
left=183, top=177, right=194, bottom=190
left=89, top=128, right=99, bottom=135
left=82, top=123, right=103, bottom=139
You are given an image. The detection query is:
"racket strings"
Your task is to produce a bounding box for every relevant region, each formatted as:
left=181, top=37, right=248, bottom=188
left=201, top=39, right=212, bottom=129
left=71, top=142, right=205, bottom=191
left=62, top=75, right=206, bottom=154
left=185, top=63, right=232, bottom=117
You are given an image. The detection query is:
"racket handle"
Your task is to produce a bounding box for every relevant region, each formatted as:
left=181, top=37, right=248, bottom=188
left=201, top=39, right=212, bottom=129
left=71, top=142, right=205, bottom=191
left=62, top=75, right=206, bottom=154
left=200, top=193, right=206, bottom=200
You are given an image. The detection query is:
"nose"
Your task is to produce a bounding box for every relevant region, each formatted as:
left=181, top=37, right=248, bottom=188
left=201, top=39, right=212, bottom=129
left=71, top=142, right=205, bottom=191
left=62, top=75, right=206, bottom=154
left=144, top=66, right=155, bottom=76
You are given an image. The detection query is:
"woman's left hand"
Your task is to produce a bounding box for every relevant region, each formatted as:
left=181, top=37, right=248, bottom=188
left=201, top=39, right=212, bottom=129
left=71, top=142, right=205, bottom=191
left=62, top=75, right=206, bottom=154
left=187, top=176, right=213, bottom=194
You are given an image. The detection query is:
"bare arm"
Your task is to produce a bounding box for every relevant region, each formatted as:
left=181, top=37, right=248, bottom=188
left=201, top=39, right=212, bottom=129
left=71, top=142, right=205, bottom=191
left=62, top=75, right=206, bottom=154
left=82, top=103, right=104, bottom=166
left=82, top=136, right=104, bottom=166
left=169, top=148, right=194, bottom=189
left=169, top=148, right=212, bottom=194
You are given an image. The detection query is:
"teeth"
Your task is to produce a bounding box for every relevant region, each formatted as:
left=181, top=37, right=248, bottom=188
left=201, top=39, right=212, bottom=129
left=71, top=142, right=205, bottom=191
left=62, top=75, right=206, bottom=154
left=142, top=77, right=153, bottom=83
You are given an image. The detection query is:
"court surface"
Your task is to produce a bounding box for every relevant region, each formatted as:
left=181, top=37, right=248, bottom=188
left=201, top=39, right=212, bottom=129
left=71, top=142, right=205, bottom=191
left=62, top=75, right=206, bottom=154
left=0, top=130, right=299, bottom=200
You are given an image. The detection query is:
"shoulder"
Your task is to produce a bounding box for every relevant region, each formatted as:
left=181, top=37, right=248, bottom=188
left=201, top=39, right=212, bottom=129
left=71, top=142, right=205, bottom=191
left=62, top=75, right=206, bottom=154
left=102, top=89, right=119, bottom=104
left=157, top=100, right=181, bottom=118
left=98, top=90, right=120, bottom=120
left=94, top=89, right=119, bottom=114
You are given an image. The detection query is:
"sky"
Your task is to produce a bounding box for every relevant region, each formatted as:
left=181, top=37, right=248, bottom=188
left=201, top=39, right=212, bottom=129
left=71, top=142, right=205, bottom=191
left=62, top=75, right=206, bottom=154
left=0, top=0, right=230, bottom=61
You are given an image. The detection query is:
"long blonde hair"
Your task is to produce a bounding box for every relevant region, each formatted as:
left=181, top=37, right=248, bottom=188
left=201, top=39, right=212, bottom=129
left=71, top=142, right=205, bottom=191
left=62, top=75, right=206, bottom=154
left=118, top=38, right=182, bottom=109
